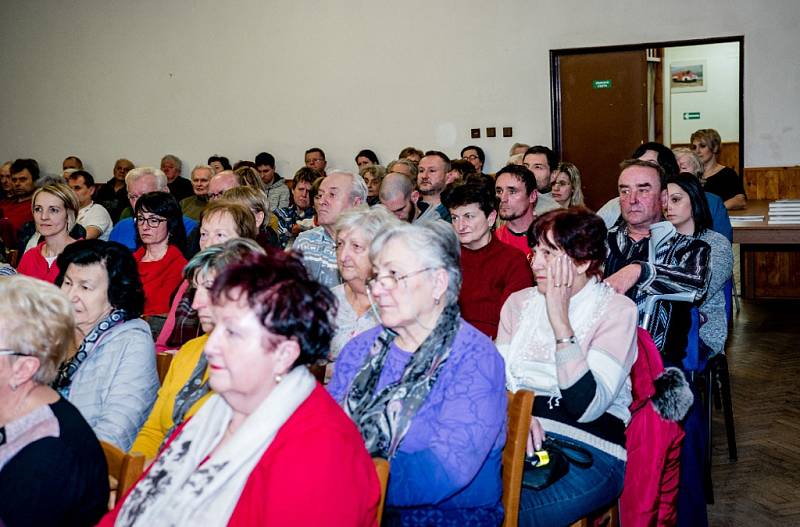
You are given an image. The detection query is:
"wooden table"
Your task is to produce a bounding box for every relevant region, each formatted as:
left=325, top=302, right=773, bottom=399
left=730, top=200, right=800, bottom=299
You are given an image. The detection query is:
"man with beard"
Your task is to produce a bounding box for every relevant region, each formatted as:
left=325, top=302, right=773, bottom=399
left=378, top=172, right=425, bottom=223
left=522, top=146, right=562, bottom=214
left=493, top=164, right=541, bottom=257
left=416, top=150, right=458, bottom=223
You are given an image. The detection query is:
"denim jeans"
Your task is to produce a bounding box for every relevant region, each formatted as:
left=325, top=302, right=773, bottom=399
left=517, top=433, right=625, bottom=527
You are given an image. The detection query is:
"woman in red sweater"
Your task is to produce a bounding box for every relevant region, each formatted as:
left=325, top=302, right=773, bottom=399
left=101, top=250, right=379, bottom=526
left=132, top=192, right=187, bottom=317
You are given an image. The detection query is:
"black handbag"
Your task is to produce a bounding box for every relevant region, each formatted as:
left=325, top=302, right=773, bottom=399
left=521, top=436, right=594, bottom=490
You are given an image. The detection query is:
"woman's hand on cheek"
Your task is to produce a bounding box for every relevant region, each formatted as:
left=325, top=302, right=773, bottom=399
left=544, top=255, right=573, bottom=335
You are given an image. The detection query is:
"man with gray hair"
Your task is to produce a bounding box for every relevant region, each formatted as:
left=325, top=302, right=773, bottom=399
left=293, top=170, right=366, bottom=287
left=109, top=167, right=197, bottom=250
left=161, top=154, right=193, bottom=202
left=180, top=165, right=213, bottom=220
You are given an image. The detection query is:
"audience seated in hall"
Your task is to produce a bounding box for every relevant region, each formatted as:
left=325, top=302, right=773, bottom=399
left=293, top=170, right=367, bottom=288
left=443, top=182, right=533, bottom=339
left=109, top=167, right=197, bottom=251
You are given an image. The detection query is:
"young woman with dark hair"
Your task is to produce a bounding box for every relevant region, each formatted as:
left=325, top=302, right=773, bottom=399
left=133, top=192, right=188, bottom=318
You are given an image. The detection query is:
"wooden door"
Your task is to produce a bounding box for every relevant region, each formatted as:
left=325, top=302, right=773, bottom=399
left=554, top=50, right=648, bottom=210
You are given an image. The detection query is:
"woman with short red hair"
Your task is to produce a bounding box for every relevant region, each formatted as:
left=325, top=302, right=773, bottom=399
left=496, top=207, right=638, bottom=526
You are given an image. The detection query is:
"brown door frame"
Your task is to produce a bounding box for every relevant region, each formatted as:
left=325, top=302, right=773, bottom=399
left=550, top=35, right=745, bottom=178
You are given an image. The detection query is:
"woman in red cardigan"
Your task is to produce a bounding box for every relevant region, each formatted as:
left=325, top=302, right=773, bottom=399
left=101, top=250, right=379, bottom=526
left=132, top=192, right=187, bottom=317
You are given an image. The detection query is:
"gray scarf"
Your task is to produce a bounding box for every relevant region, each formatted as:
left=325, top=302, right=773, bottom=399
left=344, top=303, right=461, bottom=458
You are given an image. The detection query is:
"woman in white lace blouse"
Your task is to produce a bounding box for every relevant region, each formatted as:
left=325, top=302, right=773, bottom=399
left=496, top=207, right=638, bottom=527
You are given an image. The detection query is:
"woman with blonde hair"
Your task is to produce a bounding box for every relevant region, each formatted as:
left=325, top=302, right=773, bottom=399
left=690, top=128, right=746, bottom=209
left=17, top=183, right=80, bottom=283
left=551, top=162, right=585, bottom=208
left=222, top=186, right=280, bottom=248
left=0, top=275, right=109, bottom=526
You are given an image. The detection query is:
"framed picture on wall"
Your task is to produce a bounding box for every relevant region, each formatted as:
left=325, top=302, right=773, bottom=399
left=670, top=60, right=707, bottom=93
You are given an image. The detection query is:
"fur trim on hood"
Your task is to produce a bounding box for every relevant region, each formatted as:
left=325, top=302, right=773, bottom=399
left=651, top=367, right=694, bottom=422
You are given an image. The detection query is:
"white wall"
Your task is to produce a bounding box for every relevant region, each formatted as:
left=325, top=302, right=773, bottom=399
left=1, top=0, right=799, bottom=180
left=664, top=42, right=740, bottom=145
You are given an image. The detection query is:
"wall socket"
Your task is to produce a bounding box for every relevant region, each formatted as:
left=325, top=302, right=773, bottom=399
left=470, top=128, right=481, bottom=138
left=486, top=127, right=496, bottom=138
left=503, top=127, right=513, bottom=137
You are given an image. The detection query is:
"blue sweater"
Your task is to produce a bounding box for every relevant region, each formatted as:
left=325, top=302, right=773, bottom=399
left=328, top=322, right=507, bottom=523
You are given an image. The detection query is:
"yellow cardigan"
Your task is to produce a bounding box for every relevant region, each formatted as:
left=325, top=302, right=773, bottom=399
left=130, top=334, right=212, bottom=458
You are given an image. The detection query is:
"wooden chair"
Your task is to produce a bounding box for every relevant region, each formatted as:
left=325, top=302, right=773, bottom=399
left=373, top=457, right=390, bottom=527
left=100, top=440, right=145, bottom=509
left=502, top=389, right=535, bottom=527
left=569, top=501, right=620, bottom=527
left=156, top=352, right=173, bottom=385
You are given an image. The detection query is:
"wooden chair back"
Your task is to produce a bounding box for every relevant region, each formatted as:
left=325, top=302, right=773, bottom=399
left=156, top=352, right=173, bottom=385
left=100, top=440, right=145, bottom=508
left=502, top=389, right=534, bottom=527
left=373, top=457, right=390, bottom=527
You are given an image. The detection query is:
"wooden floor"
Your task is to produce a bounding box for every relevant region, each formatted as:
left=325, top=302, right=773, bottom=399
left=708, top=298, right=800, bottom=526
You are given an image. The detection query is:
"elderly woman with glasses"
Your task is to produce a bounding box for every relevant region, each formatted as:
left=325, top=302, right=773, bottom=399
left=329, top=221, right=507, bottom=525
left=102, top=251, right=379, bottom=526
left=0, top=276, right=109, bottom=527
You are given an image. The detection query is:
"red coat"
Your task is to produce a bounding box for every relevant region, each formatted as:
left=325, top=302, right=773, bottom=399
left=620, top=328, right=687, bottom=527
left=101, top=384, right=380, bottom=526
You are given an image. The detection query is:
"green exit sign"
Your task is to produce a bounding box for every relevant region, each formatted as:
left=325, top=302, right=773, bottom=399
left=592, top=79, right=612, bottom=89
left=683, top=112, right=701, bottom=120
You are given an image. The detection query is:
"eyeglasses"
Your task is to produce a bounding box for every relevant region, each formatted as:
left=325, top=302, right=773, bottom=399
left=463, top=155, right=480, bottom=162
left=135, top=215, right=167, bottom=228
left=367, top=267, right=435, bottom=291
left=208, top=191, right=225, bottom=200
left=0, top=350, right=29, bottom=357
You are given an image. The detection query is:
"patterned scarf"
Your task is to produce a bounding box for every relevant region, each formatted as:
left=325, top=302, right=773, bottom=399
left=161, top=351, right=211, bottom=450
left=52, top=309, right=127, bottom=396
left=344, top=302, right=461, bottom=458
